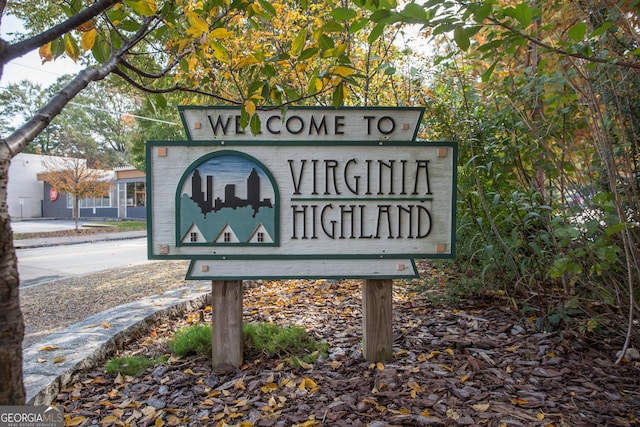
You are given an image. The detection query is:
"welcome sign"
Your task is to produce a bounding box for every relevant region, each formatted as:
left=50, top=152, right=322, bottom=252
left=147, top=107, right=456, bottom=279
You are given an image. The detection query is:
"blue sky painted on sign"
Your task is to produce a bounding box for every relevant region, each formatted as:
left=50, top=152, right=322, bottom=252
left=181, top=154, right=274, bottom=200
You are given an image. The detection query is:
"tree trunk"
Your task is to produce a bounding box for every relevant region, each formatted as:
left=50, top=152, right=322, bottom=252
left=75, top=197, right=79, bottom=230
left=0, top=157, right=26, bottom=405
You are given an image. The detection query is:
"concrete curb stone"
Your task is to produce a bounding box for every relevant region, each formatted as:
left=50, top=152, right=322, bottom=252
left=14, top=230, right=147, bottom=249
left=23, top=284, right=211, bottom=405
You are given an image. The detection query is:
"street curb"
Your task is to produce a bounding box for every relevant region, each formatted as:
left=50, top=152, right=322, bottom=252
left=14, top=231, right=147, bottom=249
left=23, top=284, right=211, bottom=405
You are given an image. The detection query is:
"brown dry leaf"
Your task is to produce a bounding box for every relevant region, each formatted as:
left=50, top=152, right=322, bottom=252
left=40, top=345, right=60, bottom=351
left=261, top=383, right=278, bottom=393
left=234, top=379, right=246, bottom=390
left=446, top=408, right=460, bottom=420
left=102, top=321, right=111, bottom=329
left=407, top=381, right=426, bottom=398
left=65, top=416, right=86, bottom=426
left=281, top=378, right=296, bottom=389
left=511, top=398, right=529, bottom=405
left=37, top=358, right=47, bottom=363
left=445, top=348, right=455, bottom=355
left=100, top=415, right=118, bottom=425
left=142, top=406, right=157, bottom=417
left=299, top=377, right=318, bottom=392
left=53, top=356, right=66, bottom=364
left=155, top=418, right=165, bottom=427
left=234, top=398, right=249, bottom=407
left=376, top=362, right=385, bottom=370
left=471, top=403, right=491, bottom=412
left=297, top=358, right=314, bottom=370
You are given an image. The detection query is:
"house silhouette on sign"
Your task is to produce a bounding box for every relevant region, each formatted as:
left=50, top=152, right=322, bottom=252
left=248, top=223, right=273, bottom=243
left=214, top=224, right=240, bottom=243
left=182, top=223, right=206, bottom=243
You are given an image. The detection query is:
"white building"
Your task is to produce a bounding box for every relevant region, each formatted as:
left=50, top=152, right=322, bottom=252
left=7, top=153, right=79, bottom=219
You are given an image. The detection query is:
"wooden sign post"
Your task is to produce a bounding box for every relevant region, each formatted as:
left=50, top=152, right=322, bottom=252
left=147, top=107, right=456, bottom=366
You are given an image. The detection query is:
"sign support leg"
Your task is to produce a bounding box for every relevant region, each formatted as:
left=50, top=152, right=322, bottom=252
left=362, top=279, right=393, bottom=362
left=212, top=280, right=243, bottom=368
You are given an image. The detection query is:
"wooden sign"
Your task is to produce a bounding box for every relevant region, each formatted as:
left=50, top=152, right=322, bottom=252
left=147, top=107, right=456, bottom=279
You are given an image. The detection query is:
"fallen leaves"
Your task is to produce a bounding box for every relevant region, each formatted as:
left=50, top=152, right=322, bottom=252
left=53, top=270, right=640, bottom=426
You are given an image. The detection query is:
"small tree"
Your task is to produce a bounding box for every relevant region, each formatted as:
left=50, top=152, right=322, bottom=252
left=41, top=157, right=112, bottom=230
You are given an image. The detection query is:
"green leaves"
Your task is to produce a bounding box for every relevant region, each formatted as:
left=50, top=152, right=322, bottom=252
left=124, top=0, right=156, bottom=17
left=503, top=3, right=534, bottom=28
left=291, top=29, right=307, bottom=57
left=331, top=7, right=357, bottom=21
left=453, top=27, right=470, bottom=51
left=399, top=2, right=428, bottom=24
left=567, top=22, right=587, bottom=42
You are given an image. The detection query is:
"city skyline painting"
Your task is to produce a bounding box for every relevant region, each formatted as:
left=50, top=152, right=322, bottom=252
left=177, top=153, right=278, bottom=246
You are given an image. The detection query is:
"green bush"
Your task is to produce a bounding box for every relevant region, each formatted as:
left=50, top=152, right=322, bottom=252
left=243, top=322, right=329, bottom=364
left=169, top=324, right=212, bottom=356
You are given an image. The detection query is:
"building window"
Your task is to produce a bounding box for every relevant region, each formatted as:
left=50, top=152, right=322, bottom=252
left=190, top=232, right=198, bottom=242
left=257, top=232, right=264, bottom=242
left=126, top=182, right=146, bottom=207
left=67, top=187, right=116, bottom=209
left=224, top=232, right=231, bottom=242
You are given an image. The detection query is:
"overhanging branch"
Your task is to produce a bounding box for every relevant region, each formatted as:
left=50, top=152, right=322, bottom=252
left=0, top=16, right=158, bottom=158
left=0, top=0, right=122, bottom=63
left=112, top=67, right=240, bottom=104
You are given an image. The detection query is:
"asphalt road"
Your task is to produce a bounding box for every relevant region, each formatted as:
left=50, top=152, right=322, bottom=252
left=16, top=237, right=150, bottom=288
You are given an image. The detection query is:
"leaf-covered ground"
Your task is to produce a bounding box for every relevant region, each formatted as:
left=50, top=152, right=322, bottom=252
left=54, top=264, right=639, bottom=426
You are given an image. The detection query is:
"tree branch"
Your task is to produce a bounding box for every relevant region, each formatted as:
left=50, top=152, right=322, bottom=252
left=0, top=0, right=122, bottom=64
left=112, top=67, right=241, bottom=104
left=0, top=16, right=157, bottom=158
left=119, top=52, right=188, bottom=79
left=485, top=16, right=640, bottom=71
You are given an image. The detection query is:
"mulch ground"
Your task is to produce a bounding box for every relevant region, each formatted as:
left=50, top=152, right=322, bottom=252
left=52, top=263, right=639, bottom=427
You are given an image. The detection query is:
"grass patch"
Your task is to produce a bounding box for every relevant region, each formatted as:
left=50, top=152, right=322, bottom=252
left=105, top=355, right=167, bottom=376
left=169, top=324, right=212, bottom=356
left=88, top=221, right=147, bottom=231
left=243, top=322, right=329, bottom=364
left=167, top=322, right=329, bottom=365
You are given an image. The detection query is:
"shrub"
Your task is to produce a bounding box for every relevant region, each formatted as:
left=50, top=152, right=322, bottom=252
left=169, top=324, right=212, bottom=356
